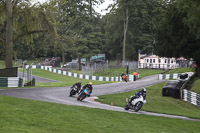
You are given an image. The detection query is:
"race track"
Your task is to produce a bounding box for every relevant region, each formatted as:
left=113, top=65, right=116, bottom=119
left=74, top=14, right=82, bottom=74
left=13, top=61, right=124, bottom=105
left=0, top=74, right=200, bottom=121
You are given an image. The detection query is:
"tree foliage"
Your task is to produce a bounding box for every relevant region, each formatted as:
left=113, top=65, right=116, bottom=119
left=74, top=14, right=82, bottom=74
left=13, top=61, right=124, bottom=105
left=0, top=0, right=56, bottom=68
left=154, top=0, right=200, bottom=65
left=103, top=0, right=164, bottom=60
left=1, top=0, right=199, bottom=72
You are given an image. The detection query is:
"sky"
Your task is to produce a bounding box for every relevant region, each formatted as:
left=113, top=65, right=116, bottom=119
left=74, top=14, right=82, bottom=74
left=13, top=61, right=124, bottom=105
left=94, top=0, right=114, bottom=15
left=33, top=0, right=114, bottom=15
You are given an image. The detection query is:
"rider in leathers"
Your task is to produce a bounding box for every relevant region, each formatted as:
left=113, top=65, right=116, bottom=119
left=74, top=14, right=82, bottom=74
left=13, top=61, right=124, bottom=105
left=129, top=88, right=146, bottom=104
left=71, top=81, right=82, bottom=91
left=79, top=82, right=93, bottom=96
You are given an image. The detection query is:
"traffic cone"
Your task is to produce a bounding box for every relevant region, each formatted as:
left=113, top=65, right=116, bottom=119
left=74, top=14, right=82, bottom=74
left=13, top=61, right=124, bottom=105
left=110, top=101, right=113, bottom=105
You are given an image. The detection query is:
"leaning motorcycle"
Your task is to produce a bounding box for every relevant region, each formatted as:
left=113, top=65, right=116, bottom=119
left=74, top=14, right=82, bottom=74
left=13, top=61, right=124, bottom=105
left=122, top=75, right=127, bottom=82
left=77, top=88, right=91, bottom=101
left=124, top=95, right=146, bottom=112
left=69, top=85, right=79, bottom=97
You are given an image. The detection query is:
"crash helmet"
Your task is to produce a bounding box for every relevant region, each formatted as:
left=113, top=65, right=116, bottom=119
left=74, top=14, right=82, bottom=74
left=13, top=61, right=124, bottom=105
left=142, top=88, right=146, bottom=92
left=89, top=82, right=92, bottom=86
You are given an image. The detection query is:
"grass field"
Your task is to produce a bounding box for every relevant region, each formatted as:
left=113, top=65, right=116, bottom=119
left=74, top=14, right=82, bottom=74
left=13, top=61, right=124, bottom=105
left=166, top=67, right=195, bottom=74
left=94, top=68, right=166, bottom=78
left=138, top=69, right=165, bottom=78
left=25, top=69, right=111, bottom=87
left=96, top=82, right=200, bottom=119
left=191, top=77, right=200, bottom=94
left=1, top=62, right=200, bottom=132
left=69, top=67, right=194, bottom=79
left=69, top=68, right=165, bottom=79
left=0, top=95, right=199, bottom=132
left=15, top=67, right=198, bottom=88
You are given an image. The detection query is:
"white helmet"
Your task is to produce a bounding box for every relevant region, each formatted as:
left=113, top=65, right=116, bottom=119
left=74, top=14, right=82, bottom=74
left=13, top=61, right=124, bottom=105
left=142, top=88, right=146, bottom=92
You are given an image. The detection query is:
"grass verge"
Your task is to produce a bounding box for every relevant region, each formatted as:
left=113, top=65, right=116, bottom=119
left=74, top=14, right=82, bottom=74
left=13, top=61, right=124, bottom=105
left=138, top=69, right=165, bottom=78
left=166, top=67, right=194, bottom=74
left=190, top=77, right=200, bottom=94
left=69, top=68, right=165, bottom=79
left=96, top=82, right=200, bottom=119
left=0, top=95, right=199, bottom=132
left=26, top=69, right=111, bottom=87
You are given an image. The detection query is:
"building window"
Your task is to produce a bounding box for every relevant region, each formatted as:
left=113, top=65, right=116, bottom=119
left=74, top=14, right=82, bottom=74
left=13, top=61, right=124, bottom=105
left=147, top=59, right=149, bottom=63
left=159, top=59, right=161, bottom=63
left=153, top=59, right=155, bottom=63
left=165, top=59, right=167, bottom=63
left=171, top=60, right=173, bottom=63
left=150, top=59, right=152, bottom=63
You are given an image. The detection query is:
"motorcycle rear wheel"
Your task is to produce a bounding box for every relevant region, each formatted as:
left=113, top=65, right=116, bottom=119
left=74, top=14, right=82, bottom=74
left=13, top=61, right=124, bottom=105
left=124, top=104, right=129, bottom=110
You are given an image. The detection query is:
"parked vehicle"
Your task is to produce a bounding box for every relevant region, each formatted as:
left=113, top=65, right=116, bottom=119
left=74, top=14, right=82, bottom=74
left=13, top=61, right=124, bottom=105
left=69, top=85, right=79, bottom=97
left=77, top=88, right=91, bottom=101
left=124, top=95, right=146, bottom=112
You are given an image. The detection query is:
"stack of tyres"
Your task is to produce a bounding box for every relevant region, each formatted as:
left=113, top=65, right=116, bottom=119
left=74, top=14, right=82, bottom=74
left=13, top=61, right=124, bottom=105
left=162, top=80, right=185, bottom=99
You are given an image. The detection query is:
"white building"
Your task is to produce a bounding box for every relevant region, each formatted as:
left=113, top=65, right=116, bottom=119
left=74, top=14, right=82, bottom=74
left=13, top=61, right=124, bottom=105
left=139, top=55, right=178, bottom=69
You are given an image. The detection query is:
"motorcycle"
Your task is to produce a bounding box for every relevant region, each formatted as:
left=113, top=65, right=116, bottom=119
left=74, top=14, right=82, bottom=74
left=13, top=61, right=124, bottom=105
left=77, top=87, right=91, bottom=101
left=122, top=75, right=127, bottom=82
left=69, top=85, right=79, bottom=97
left=124, top=95, right=146, bottom=112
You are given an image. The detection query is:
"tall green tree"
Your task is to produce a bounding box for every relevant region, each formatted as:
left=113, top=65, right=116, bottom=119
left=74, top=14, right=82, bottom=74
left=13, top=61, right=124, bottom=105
left=52, top=0, right=104, bottom=68
left=0, top=0, right=56, bottom=68
left=154, top=0, right=200, bottom=75
left=5, top=0, right=13, bottom=68
left=104, top=0, right=164, bottom=61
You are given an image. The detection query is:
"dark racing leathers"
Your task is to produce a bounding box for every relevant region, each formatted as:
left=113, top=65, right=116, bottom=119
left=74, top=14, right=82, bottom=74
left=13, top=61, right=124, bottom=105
left=79, top=84, right=93, bottom=96
left=72, top=82, right=81, bottom=90
left=121, top=73, right=126, bottom=80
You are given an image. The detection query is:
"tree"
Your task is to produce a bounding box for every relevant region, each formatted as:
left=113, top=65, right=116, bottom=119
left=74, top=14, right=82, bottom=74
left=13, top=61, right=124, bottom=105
left=154, top=0, right=200, bottom=75
left=5, top=0, right=13, bottom=68
left=52, top=0, right=104, bottom=68
left=1, top=0, right=56, bottom=68
left=104, top=0, right=164, bottom=61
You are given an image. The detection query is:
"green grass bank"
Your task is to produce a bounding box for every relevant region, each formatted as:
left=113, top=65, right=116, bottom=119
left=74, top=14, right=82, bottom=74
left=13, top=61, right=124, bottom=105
left=96, top=82, right=200, bottom=119
left=0, top=95, right=199, bottom=132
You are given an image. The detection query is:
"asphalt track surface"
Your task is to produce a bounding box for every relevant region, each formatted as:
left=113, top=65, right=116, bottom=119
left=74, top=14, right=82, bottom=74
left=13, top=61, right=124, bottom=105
left=0, top=74, right=200, bottom=122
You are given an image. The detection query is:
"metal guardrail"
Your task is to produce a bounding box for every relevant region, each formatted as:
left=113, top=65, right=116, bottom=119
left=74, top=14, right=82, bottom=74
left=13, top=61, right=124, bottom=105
left=180, top=73, right=200, bottom=107
left=183, top=89, right=200, bottom=107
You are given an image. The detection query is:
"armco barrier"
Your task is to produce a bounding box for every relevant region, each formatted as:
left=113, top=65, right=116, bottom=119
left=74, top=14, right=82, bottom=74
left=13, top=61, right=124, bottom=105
left=0, top=77, right=23, bottom=87
left=158, top=72, right=194, bottom=80
left=183, top=89, right=200, bottom=107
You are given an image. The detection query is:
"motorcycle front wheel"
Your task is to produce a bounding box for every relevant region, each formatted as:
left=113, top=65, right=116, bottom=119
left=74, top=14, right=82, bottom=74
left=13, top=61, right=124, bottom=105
left=69, top=89, right=75, bottom=96
left=80, top=93, right=86, bottom=101
left=134, top=102, right=143, bottom=112
left=77, top=96, right=80, bottom=101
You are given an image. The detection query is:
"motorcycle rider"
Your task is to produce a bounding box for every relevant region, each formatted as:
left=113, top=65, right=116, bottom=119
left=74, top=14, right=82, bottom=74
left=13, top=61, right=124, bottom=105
left=79, top=82, right=93, bottom=96
left=129, top=88, right=146, bottom=104
left=71, top=81, right=82, bottom=91
left=121, top=72, right=127, bottom=82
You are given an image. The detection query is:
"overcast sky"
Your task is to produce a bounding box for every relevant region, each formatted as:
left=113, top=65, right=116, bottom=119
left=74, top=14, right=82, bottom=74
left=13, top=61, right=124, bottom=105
left=33, top=0, right=113, bottom=15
